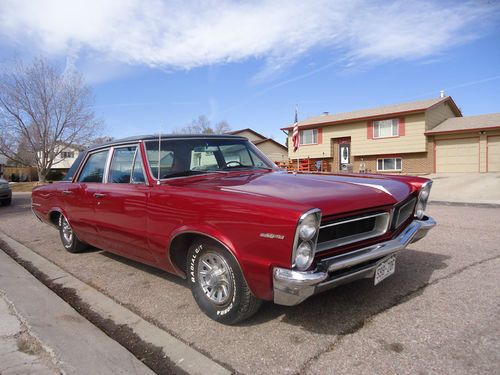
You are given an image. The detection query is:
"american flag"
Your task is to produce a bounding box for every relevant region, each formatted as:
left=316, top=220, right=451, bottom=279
left=292, top=107, right=299, bottom=152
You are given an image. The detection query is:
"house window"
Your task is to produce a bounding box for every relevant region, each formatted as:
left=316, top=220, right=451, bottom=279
left=300, top=129, right=318, bottom=145
left=373, top=119, right=399, bottom=138
left=61, top=151, right=75, bottom=158
left=377, top=158, right=402, bottom=171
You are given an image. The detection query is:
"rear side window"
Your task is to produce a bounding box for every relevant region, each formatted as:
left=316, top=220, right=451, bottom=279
left=109, top=147, right=136, bottom=183
left=77, top=150, right=109, bottom=183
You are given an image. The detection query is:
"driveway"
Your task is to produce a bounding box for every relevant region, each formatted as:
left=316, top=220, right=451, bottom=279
left=0, top=193, right=499, bottom=374
left=426, top=172, right=500, bottom=205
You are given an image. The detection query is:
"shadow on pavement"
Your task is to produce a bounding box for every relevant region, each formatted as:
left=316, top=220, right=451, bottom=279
left=242, top=248, right=449, bottom=332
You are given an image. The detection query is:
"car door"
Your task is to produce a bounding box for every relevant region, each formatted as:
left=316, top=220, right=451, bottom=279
left=63, top=149, right=110, bottom=247
left=92, top=144, right=152, bottom=262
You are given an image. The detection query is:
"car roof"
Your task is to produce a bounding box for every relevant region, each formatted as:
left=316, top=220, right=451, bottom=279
left=87, top=134, right=247, bottom=152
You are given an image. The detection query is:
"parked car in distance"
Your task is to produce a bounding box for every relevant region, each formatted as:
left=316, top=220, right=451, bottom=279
left=0, top=179, right=12, bottom=206
left=32, top=134, right=436, bottom=324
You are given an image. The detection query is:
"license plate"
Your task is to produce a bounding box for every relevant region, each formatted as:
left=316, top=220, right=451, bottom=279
left=374, top=255, right=396, bottom=286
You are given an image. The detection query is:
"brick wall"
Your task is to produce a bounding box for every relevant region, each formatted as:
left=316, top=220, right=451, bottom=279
left=353, top=151, right=433, bottom=175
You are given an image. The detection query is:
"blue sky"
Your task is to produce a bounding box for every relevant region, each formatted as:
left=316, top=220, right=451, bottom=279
left=1, top=0, right=499, bottom=144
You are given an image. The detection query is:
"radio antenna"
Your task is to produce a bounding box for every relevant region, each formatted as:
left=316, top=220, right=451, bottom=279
left=157, top=128, right=161, bottom=185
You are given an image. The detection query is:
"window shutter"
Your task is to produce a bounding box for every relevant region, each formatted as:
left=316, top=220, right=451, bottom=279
left=317, top=128, right=322, bottom=144
left=399, top=117, right=405, bottom=136
left=367, top=121, right=373, bottom=139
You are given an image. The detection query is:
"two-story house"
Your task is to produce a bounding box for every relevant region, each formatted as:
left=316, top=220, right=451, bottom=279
left=282, top=96, right=500, bottom=174
left=227, top=128, right=288, bottom=163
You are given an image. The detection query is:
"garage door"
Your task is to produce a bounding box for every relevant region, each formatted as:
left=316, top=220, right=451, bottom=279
left=436, top=137, right=479, bottom=173
left=488, top=136, right=500, bottom=172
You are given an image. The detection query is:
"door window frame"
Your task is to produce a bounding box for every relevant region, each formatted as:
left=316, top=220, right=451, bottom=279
left=106, top=144, right=147, bottom=185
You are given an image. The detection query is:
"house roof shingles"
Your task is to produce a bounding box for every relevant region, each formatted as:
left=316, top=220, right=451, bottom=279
left=426, top=113, right=500, bottom=135
left=281, top=96, right=461, bottom=130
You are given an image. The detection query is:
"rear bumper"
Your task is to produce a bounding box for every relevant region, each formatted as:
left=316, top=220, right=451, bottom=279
left=273, top=216, right=436, bottom=306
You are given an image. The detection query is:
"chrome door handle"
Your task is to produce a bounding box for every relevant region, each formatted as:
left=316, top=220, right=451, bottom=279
left=62, top=190, right=73, bottom=195
left=93, top=193, right=106, bottom=198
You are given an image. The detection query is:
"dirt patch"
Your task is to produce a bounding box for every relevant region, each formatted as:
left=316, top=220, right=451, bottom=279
left=0, top=239, right=188, bottom=375
left=17, top=331, right=44, bottom=355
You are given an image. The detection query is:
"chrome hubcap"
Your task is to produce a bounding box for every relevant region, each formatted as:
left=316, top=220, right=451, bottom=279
left=61, top=217, right=73, bottom=244
left=197, top=252, right=233, bottom=305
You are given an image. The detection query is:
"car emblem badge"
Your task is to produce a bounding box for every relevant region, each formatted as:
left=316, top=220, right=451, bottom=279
left=260, top=233, right=285, bottom=240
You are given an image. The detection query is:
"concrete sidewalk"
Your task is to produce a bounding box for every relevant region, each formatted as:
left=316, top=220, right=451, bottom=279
left=0, top=249, right=155, bottom=375
left=0, top=293, right=60, bottom=374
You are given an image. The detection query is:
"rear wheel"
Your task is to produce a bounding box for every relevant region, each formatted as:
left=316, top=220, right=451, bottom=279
left=1, top=198, right=11, bottom=206
left=59, top=215, right=88, bottom=253
left=187, top=240, right=262, bottom=324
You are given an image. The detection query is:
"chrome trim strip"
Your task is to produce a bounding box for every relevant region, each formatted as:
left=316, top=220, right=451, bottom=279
left=319, top=212, right=387, bottom=229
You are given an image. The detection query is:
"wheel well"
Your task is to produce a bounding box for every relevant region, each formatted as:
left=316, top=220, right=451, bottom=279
left=169, top=233, right=232, bottom=277
left=48, top=211, right=61, bottom=227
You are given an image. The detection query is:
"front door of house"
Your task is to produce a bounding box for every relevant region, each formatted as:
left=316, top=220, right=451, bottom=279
left=339, top=143, right=350, bottom=171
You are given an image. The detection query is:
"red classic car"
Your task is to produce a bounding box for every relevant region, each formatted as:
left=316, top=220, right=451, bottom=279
left=32, top=135, right=436, bottom=324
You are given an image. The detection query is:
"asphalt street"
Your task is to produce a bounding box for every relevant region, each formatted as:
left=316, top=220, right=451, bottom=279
left=0, top=193, right=499, bottom=374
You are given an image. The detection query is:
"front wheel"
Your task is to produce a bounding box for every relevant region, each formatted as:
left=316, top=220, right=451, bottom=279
left=59, top=215, right=88, bottom=253
left=187, top=240, right=262, bottom=325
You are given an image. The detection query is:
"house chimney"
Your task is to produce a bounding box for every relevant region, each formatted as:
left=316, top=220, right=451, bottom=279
left=322, top=111, right=329, bottom=116
left=440, top=90, right=445, bottom=98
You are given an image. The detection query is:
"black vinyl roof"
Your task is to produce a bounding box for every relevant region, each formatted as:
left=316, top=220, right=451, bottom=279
left=88, top=134, right=246, bottom=151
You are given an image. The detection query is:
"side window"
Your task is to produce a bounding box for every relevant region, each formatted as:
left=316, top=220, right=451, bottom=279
left=77, top=150, right=109, bottom=183
left=131, top=149, right=146, bottom=184
left=109, top=147, right=136, bottom=183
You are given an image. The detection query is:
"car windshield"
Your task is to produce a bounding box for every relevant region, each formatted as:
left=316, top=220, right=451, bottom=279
left=145, top=138, right=275, bottom=179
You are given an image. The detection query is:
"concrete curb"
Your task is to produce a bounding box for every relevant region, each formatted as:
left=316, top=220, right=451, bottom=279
left=0, top=232, right=231, bottom=375
left=429, top=200, right=500, bottom=208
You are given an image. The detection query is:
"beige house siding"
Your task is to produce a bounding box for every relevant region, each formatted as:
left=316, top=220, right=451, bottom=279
left=256, top=141, right=288, bottom=163
left=235, top=130, right=265, bottom=143
left=425, top=101, right=458, bottom=130
left=288, top=113, right=427, bottom=160
left=488, top=135, right=500, bottom=172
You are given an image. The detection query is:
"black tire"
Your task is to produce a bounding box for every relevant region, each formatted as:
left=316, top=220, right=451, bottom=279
left=187, top=240, right=262, bottom=324
left=1, top=198, right=11, bottom=206
left=59, top=215, right=88, bottom=253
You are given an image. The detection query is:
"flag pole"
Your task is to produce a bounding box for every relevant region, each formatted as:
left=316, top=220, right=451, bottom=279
left=296, top=105, right=299, bottom=173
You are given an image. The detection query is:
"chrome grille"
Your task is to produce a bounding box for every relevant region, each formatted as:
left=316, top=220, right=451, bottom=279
left=316, top=212, right=390, bottom=253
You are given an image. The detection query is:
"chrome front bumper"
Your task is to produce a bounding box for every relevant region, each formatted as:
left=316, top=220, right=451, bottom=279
left=273, top=216, right=436, bottom=306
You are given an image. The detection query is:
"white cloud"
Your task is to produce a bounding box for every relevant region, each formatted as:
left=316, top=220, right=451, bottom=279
left=0, top=0, right=497, bottom=77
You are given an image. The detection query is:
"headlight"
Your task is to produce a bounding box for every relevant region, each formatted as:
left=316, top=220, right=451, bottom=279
left=298, top=214, right=319, bottom=241
left=415, top=181, right=432, bottom=219
left=292, top=209, right=321, bottom=271
left=295, top=242, right=313, bottom=269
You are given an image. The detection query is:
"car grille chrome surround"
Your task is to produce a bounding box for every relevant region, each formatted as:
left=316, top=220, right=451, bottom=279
left=393, top=197, right=416, bottom=228
left=316, top=212, right=391, bottom=253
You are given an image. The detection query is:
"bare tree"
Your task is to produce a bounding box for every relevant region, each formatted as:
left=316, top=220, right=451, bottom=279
left=0, top=58, right=102, bottom=182
left=174, top=115, right=231, bottom=134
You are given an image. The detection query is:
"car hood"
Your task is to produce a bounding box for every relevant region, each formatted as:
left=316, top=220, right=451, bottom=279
left=174, top=171, right=415, bottom=216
